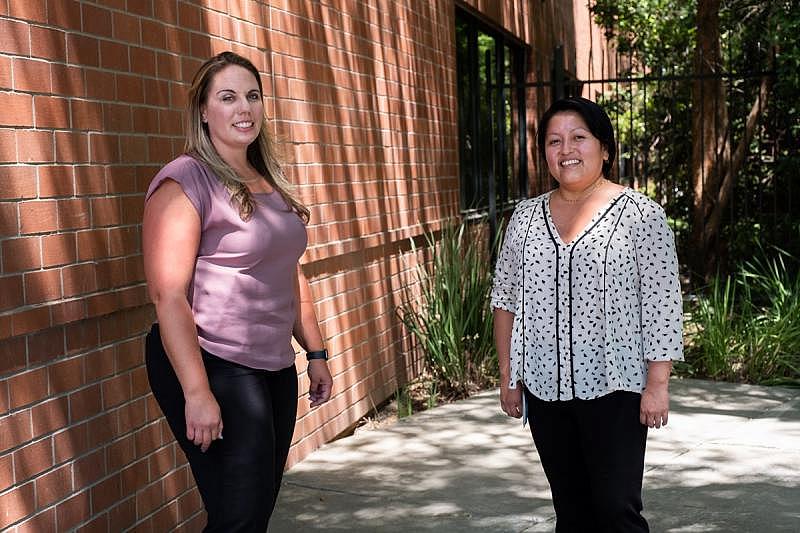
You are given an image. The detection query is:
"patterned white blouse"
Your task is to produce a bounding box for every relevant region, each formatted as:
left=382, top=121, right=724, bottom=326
left=491, top=188, right=683, bottom=401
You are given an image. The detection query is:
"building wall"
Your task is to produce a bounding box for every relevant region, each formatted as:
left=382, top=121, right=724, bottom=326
left=0, top=0, right=608, bottom=530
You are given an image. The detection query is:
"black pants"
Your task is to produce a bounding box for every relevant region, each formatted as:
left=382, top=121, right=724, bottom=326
left=524, top=389, right=649, bottom=533
left=146, top=324, right=298, bottom=532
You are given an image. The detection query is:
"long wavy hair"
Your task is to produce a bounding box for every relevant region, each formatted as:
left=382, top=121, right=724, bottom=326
left=184, top=51, right=309, bottom=222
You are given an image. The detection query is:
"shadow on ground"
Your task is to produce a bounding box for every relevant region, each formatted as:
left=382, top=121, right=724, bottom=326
left=270, top=379, right=800, bottom=532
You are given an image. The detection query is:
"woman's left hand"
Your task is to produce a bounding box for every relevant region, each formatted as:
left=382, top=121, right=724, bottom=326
left=640, top=383, right=669, bottom=429
left=308, top=359, right=333, bottom=407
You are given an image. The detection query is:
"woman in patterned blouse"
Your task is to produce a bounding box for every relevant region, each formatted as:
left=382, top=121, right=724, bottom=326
left=491, top=96, right=683, bottom=532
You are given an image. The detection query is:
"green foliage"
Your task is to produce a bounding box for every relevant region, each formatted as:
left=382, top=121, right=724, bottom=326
left=397, top=220, right=500, bottom=398
left=590, top=0, right=800, bottom=275
left=681, top=246, right=800, bottom=385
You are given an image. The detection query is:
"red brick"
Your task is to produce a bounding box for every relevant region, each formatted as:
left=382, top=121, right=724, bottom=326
left=31, top=396, right=69, bottom=437
left=0, top=337, right=26, bottom=375
left=19, top=200, right=58, bottom=234
left=76, top=514, right=109, bottom=532
left=0, top=274, right=23, bottom=311
left=33, top=95, right=70, bottom=129
left=84, top=69, right=115, bottom=100
left=151, top=499, right=180, bottom=531
left=35, top=464, right=72, bottom=508
left=55, top=131, right=90, bottom=163
left=53, top=423, right=89, bottom=463
left=72, top=449, right=108, bottom=490
left=0, top=201, right=18, bottom=237
left=89, top=133, right=120, bottom=163
left=126, top=0, right=153, bottom=17
left=56, top=491, right=90, bottom=531
left=0, top=127, right=17, bottom=161
left=57, top=198, right=90, bottom=230
left=38, top=165, right=75, bottom=197
left=108, top=226, right=138, bottom=256
left=9, top=367, right=48, bottom=409
left=74, top=165, right=106, bottom=195
left=30, top=25, right=67, bottom=62
left=108, top=496, right=136, bottom=531
left=100, top=40, right=129, bottom=72
left=50, top=64, right=86, bottom=97
left=9, top=0, right=46, bottom=23
left=0, top=91, right=33, bottom=127
left=0, top=56, right=11, bottom=88
left=11, top=305, right=51, bottom=336
left=42, top=233, right=77, bottom=267
left=26, top=326, right=64, bottom=364
left=117, top=398, right=146, bottom=435
left=116, top=74, right=145, bottom=105
left=82, top=3, right=113, bottom=38
left=90, top=196, right=121, bottom=227
left=114, top=12, right=141, bottom=44
left=106, top=433, right=134, bottom=472
left=102, top=103, right=133, bottom=133
left=0, top=18, right=30, bottom=56
left=84, top=346, right=114, bottom=382
left=13, top=437, right=53, bottom=480
left=76, top=229, right=109, bottom=260
left=86, top=411, right=115, bottom=448
left=2, top=236, right=41, bottom=272
left=16, top=130, right=55, bottom=163
left=13, top=57, right=52, bottom=93
left=102, top=373, right=131, bottom=409
left=68, top=383, right=102, bottom=422
left=136, top=478, right=163, bottom=517
left=66, top=34, right=99, bottom=67
left=71, top=100, right=103, bottom=131
left=0, top=453, right=13, bottom=492
left=16, top=507, right=57, bottom=533
left=50, top=299, right=85, bottom=324
left=90, top=473, right=121, bottom=514
left=48, top=356, right=84, bottom=394
left=61, top=262, right=96, bottom=298
left=130, top=47, right=156, bottom=78
left=65, top=319, right=98, bottom=354
left=0, top=409, right=32, bottom=453
left=24, top=268, right=63, bottom=304
left=0, top=482, right=34, bottom=529
left=47, top=0, right=81, bottom=30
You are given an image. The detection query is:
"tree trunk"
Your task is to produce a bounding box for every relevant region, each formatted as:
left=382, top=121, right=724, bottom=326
left=690, top=0, right=727, bottom=280
left=689, top=0, right=772, bottom=281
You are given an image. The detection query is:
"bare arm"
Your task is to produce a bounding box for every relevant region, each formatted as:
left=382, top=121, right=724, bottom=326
left=640, top=360, right=672, bottom=429
left=143, top=180, right=222, bottom=451
left=293, top=265, right=332, bottom=407
left=494, top=308, right=522, bottom=418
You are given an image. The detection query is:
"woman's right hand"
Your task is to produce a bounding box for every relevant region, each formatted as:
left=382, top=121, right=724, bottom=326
left=500, top=386, right=523, bottom=418
left=184, top=389, right=223, bottom=453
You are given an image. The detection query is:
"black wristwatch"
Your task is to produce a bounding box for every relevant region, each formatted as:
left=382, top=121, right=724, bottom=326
left=306, top=349, right=328, bottom=361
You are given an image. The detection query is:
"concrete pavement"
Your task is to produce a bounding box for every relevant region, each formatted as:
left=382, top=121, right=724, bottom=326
left=270, top=379, right=800, bottom=532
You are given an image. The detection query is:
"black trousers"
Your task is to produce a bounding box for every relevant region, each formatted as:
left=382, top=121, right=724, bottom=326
left=146, top=324, right=298, bottom=532
left=524, top=389, right=649, bottom=533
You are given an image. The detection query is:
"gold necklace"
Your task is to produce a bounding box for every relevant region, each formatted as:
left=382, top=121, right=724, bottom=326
left=557, top=176, right=605, bottom=204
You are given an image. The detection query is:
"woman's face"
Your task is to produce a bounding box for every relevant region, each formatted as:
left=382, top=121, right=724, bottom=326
left=544, top=110, right=608, bottom=189
left=201, top=64, right=264, bottom=155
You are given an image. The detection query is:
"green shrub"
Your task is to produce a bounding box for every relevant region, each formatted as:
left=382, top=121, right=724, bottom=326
left=397, top=220, right=500, bottom=398
left=683, top=247, right=800, bottom=385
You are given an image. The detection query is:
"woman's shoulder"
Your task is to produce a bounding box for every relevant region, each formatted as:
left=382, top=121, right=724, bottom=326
left=620, top=188, right=666, bottom=216
left=147, top=154, right=217, bottom=204
left=512, top=192, right=549, bottom=214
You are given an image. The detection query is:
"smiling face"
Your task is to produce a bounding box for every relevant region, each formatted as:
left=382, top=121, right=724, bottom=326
left=201, top=64, right=264, bottom=158
left=544, top=110, right=608, bottom=190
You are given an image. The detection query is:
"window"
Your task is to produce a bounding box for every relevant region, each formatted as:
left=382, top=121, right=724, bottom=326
left=456, top=9, right=528, bottom=220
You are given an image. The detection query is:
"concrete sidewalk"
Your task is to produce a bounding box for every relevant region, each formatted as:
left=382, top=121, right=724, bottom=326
left=270, top=379, right=800, bottom=532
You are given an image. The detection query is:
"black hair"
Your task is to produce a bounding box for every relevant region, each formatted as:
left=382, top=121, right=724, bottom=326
left=536, top=96, right=616, bottom=178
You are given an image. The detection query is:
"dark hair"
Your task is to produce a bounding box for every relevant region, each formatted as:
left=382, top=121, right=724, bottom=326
left=536, top=96, right=616, bottom=178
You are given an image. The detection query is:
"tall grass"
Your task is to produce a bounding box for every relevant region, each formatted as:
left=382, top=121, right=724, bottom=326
left=683, top=247, right=800, bottom=385
left=397, top=220, right=500, bottom=398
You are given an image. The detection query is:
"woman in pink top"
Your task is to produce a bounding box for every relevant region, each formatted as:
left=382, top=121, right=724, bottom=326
left=143, top=51, right=333, bottom=531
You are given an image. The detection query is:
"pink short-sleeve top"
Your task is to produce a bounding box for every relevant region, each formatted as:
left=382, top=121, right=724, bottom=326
left=145, top=154, right=307, bottom=370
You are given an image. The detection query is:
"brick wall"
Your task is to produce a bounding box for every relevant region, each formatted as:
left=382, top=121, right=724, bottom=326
left=0, top=0, right=607, bottom=530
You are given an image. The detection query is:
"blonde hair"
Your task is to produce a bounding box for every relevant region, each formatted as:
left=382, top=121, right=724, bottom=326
left=184, top=51, right=309, bottom=222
